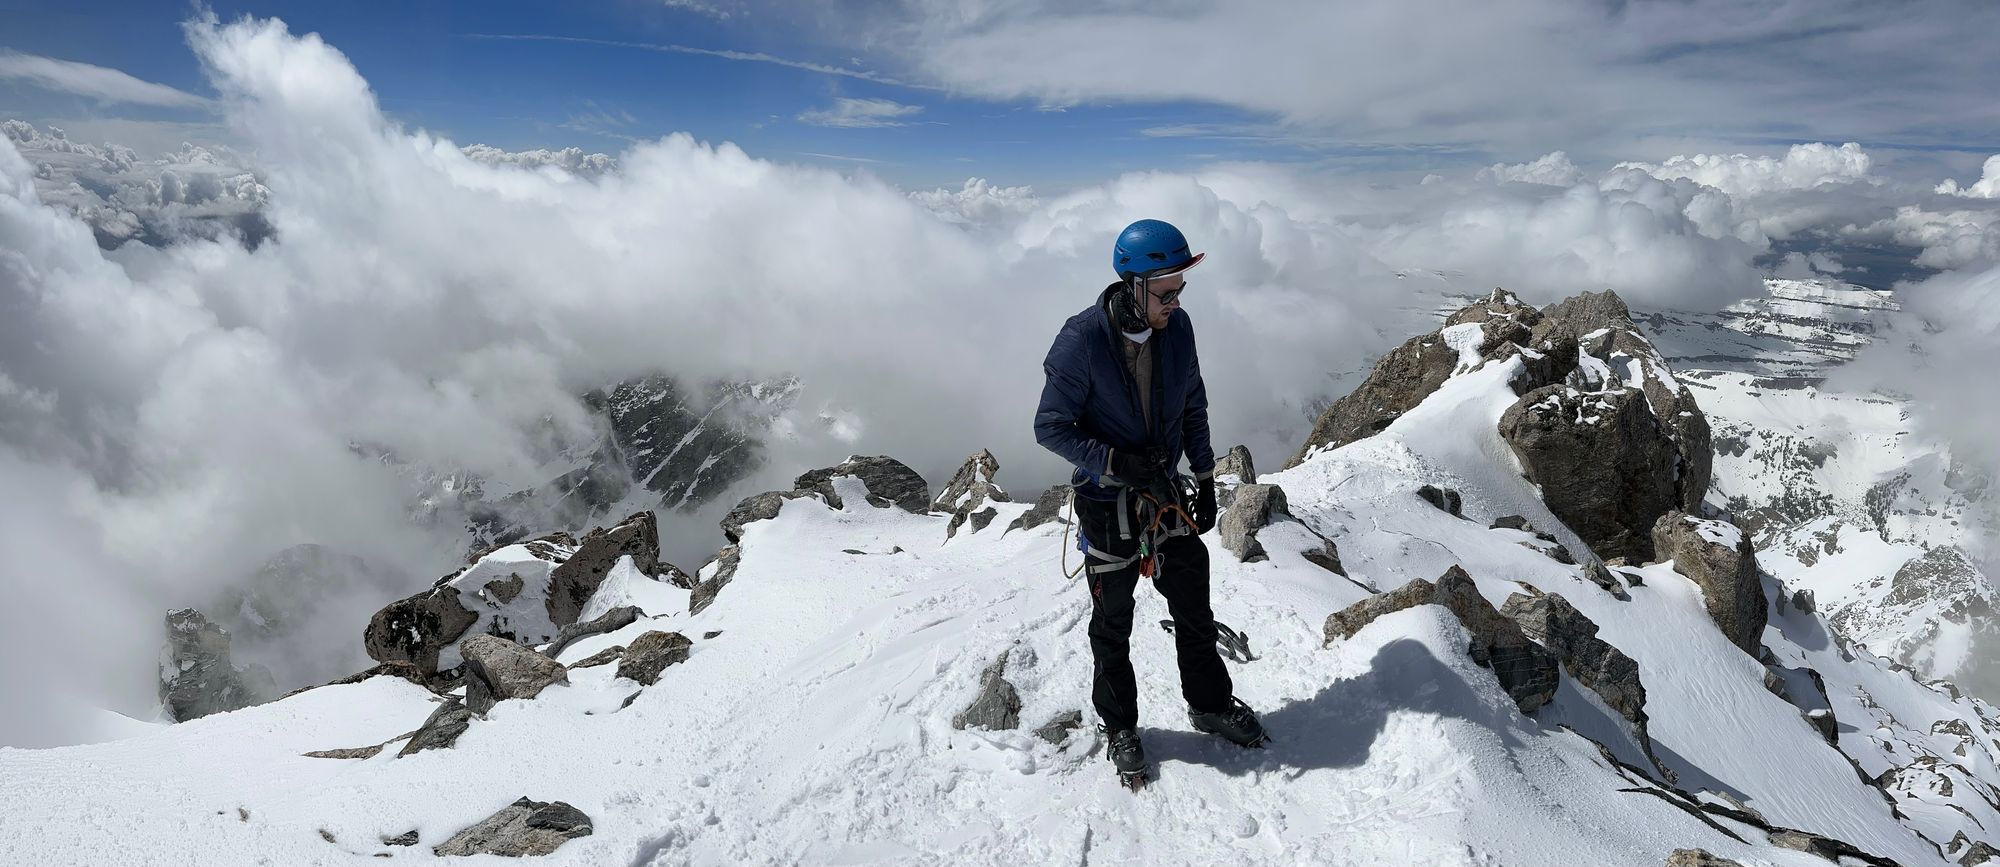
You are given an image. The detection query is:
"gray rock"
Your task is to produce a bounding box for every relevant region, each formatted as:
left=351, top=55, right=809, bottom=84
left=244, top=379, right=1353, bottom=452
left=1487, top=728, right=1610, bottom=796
left=1500, top=590, right=1646, bottom=724
left=688, top=545, right=741, bottom=615
left=1034, top=710, right=1084, bottom=744
left=794, top=455, right=930, bottom=514
left=546, top=511, right=662, bottom=629
left=952, top=652, right=1023, bottom=731
left=460, top=634, right=569, bottom=716
left=1302, top=542, right=1346, bottom=576
left=382, top=831, right=419, bottom=847
left=720, top=490, right=802, bottom=545
left=432, top=797, right=593, bottom=857
left=1500, top=385, right=1680, bottom=563
left=1416, top=485, right=1463, bottom=517
left=160, top=608, right=275, bottom=722
left=1324, top=566, right=1559, bottom=714
left=1585, top=562, right=1628, bottom=599
left=1214, top=445, right=1257, bottom=484
left=303, top=743, right=387, bottom=760
left=363, top=577, right=481, bottom=674
left=1219, top=484, right=1290, bottom=563
left=936, top=450, right=1011, bottom=540
left=1807, top=709, right=1837, bottom=743
left=616, top=631, right=693, bottom=686
left=566, top=646, right=625, bottom=670
left=1963, top=839, right=2000, bottom=865
left=1004, top=486, right=1072, bottom=536
left=1652, top=511, right=1767, bottom=656
left=1789, top=588, right=1816, bottom=614
left=542, top=606, right=642, bottom=658
left=1665, top=850, right=1744, bottom=867
left=398, top=698, right=472, bottom=756
left=1766, top=829, right=1844, bottom=860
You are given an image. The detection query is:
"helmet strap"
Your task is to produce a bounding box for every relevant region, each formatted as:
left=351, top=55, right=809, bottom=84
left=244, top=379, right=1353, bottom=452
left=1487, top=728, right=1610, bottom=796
left=1114, top=276, right=1151, bottom=333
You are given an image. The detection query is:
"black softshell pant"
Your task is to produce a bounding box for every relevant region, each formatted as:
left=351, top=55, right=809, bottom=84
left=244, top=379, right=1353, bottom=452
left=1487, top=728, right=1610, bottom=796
left=1076, top=492, right=1233, bottom=733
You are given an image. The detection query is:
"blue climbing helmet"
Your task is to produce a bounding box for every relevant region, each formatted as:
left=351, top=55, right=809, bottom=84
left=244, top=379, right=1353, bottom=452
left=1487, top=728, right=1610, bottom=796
left=1112, top=219, right=1204, bottom=280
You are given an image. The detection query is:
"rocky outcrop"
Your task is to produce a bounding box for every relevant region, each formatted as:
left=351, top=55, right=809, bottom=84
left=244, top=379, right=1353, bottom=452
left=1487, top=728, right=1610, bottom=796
left=398, top=698, right=472, bottom=756
left=1652, top=512, right=1767, bottom=655
left=1220, top=484, right=1290, bottom=562
left=1499, top=386, right=1680, bottom=563
left=688, top=546, right=741, bottom=616
left=1291, top=289, right=1566, bottom=466
left=1003, top=486, right=1072, bottom=536
left=720, top=490, right=806, bottom=545
left=616, top=631, right=693, bottom=686
left=935, top=450, right=1010, bottom=540
left=160, top=608, right=275, bottom=722
left=1324, top=566, right=1559, bottom=714
left=432, top=797, right=593, bottom=857
left=1417, top=485, right=1463, bottom=517
left=952, top=652, right=1022, bottom=731
left=794, top=455, right=930, bottom=514
left=1034, top=710, right=1083, bottom=744
left=1665, top=850, right=1743, bottom=867
left=1214, top=445, right=1256, bottom=483
left=460, top=635, right=568, bottom=716
left=1500, top=589, right=1645, bottom=723
left=365, top=513, right=668, bottom=674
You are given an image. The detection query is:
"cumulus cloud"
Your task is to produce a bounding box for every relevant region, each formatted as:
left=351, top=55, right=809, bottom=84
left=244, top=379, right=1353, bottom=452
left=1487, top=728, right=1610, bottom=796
left=0, top=50, right=210, bottom=108
left=2, top=119, right=270, bottom=248
left=1617, top=142, right=1874, bottom=198
left=1938, top=155, right=2000, bottom=199
left=796, top=96, right=925, bottom=128
left=460, top=143, right=618, bottom=177
left=908, top=176, right=1037, bottom=224
left=1477, top=151, right=1582, bottom=187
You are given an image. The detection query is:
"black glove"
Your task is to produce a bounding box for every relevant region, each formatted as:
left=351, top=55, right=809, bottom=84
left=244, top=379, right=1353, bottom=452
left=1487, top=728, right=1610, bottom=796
left=1193, top=478, right=1218, bottom=534
left=1111, top=450, right=1157, bottom=486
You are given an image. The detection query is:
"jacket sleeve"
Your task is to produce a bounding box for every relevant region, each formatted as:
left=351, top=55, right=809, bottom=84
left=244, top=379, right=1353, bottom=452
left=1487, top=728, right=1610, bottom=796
left=1182, top=333, right=1216, bottom=479
left=1034, top=328, right=1112, bottom=480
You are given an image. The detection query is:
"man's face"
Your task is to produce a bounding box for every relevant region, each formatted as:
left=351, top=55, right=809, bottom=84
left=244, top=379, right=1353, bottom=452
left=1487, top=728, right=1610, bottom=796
left=1142, top=273, right=1184, bottom=330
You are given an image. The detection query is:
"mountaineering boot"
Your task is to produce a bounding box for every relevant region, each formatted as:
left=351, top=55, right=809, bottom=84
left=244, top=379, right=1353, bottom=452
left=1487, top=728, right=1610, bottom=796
left=1190, top=696, right=1268, bottom=748
left=1103, top=727, right=1148, bottom=790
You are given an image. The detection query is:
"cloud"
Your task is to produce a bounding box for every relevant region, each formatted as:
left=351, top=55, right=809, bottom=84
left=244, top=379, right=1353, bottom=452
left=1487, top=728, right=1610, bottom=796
left=1617, top=142, right=1875, bottom=198
left=466, top=34, right=929, bottom=89
left=461, top=143, right=618, bottom=177
left=797, top=97, right=925, bottom=128
left=2, top=119, right=270, bottom=248
left=1477, top=151, right=1582, bottom=187
left=0, top=50, right=210, bottom=108
left=908, top=177, right=1037, bottom=224
left=1938, top=155, right=2000, bottom=198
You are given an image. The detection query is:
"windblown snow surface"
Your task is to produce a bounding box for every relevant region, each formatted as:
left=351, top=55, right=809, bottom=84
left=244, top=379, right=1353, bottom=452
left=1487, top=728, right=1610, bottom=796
left=4, top=356, right=1996, bottom=865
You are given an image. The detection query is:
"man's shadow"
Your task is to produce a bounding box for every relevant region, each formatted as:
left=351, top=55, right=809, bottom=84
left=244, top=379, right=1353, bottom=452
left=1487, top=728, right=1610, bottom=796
left=1141, top=637, right=1526, bottom=777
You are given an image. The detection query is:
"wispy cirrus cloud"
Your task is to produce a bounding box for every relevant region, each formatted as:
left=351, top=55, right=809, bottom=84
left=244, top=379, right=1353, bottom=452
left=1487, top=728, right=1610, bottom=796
left=797, top=96, right=925, bottom=128
left=0, top=51, right=209, bottom=108
left=465, top=33, right=933, bottom=90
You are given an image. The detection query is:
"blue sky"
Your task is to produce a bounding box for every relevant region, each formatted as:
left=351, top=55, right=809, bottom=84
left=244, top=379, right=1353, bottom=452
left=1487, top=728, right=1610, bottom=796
left=0, top=0, right=1334, bottom=191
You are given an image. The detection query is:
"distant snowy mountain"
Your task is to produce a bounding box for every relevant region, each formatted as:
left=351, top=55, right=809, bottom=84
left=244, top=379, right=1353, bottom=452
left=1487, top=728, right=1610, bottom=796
left=7, top=287, right=1997, bottom=866
left=1641, top=278, right=2000, bottom=704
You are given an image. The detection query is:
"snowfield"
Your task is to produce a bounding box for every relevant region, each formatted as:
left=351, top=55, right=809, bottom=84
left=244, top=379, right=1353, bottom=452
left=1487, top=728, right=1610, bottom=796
left=5, top=350, right=1993, bottom=866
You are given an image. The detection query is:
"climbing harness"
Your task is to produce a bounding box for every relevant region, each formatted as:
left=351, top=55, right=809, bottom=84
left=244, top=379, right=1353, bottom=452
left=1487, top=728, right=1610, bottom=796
left=1060, top=476, right=1199, bottom=598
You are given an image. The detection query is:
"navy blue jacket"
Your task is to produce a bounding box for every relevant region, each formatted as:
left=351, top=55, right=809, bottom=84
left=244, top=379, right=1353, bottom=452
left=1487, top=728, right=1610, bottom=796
left=1035, top=283, right=1216, bottom=502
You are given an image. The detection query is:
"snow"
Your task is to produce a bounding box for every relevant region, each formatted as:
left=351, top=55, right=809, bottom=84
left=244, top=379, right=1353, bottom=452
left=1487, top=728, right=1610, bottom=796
left=3, top=290, right=1989, bottom=865
left=1439, top=322, right=1486, bottom=373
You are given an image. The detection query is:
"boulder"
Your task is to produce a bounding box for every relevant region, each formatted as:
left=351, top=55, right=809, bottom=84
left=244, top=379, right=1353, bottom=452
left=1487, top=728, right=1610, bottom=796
left=1220, top=484, right=1290, bottom=563
left=566, top=646, right=624, bottom=670
left=1034, top=710, right=1084, bottom=745
left=1214, top=445, right=1257, bottom=484
left=616, top=631, right=693, bottom=686
left=952, top=652, right=1022, bottom=731
left=1416, top=485, right=1463, bottom=517
left=1004, top=486, right=1072, bottom=536
left=1324, top=566, right=1559, bottom=714
left=688, top=546, right=741, bottom=616
left=1499, top=385, right=1680, bottom=563
left=547, top=511, right=661, bottom=628
left=461, top=634, right=568, bottom=716
left=398, top=698, right=472, bottom=756
left=160, top=608, right=275, bottom=722
left=720, top=490, right=803, bottom=545
left=541, top=605, right=643, bottom=658
left=1963, top=839, right=2000, bottom=866
left=1585, top=561, right=1628, bottom=599
left=1789, top=588, right=1816, bottom=614
left=1500, top=590, right=1646, bottom=723
left=794, top=455, right=930, bottom=514
left=1651, top=512, right=1767, bottom=656
left=1806, top=709, right=1837, bottom=743
left=432, top=797, right=593, bottom=857
left=363, top=578, right=480, bottom=673
left=936, top=450, right=1011, bottom=540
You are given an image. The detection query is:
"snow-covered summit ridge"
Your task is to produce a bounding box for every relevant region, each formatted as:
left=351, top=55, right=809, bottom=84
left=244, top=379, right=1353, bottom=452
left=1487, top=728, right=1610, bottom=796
left=12, top=288, right=2000, bottom=864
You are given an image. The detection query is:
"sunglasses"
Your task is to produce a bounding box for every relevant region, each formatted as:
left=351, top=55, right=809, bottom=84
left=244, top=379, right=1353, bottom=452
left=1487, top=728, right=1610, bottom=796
left=1146, top=281, right=1186, bottom=306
